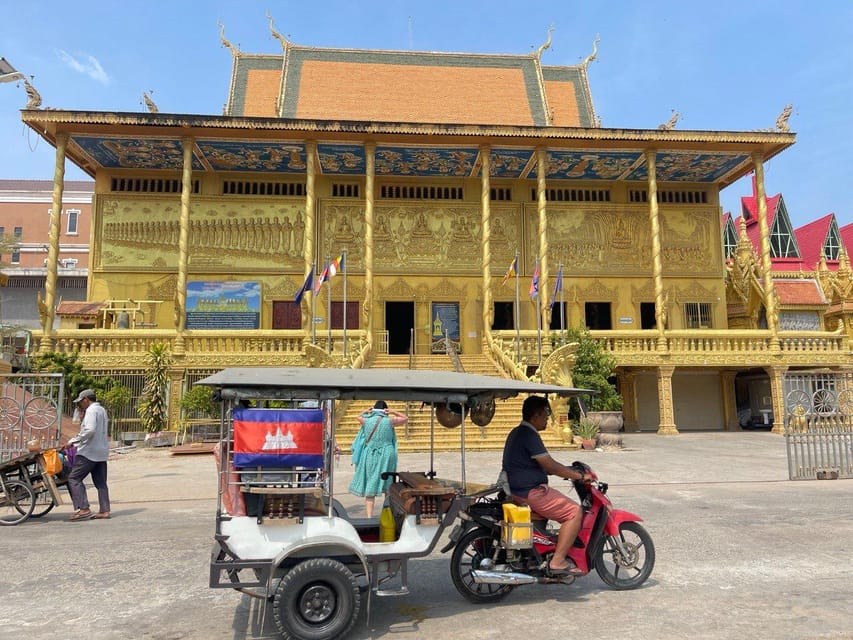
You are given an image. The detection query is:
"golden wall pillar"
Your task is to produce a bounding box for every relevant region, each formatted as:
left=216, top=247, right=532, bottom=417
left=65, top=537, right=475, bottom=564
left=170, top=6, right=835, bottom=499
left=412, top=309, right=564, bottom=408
left=167, top=367, right=186, bottom=429
left=656, top=365, right=679, bottom=434
left=40, top=132, right=68, bottom=353
left=645, top=150, right=667, bottom=353
left=720, top=370, right=739, bottom=431
left=301, top=141, right=318, bottom=340
left=173, top=136, right=194, bottom=355
left=765, top=365, right=788, bottom=434
left=480, top=145, right=493, bottom=342
left=363, top=143, right=375, bottom=343
left=618, top=370, right=639, bottom=431
left=753, top=153, right=780, bottom=352
left=536, top=147, right=550, bottom=341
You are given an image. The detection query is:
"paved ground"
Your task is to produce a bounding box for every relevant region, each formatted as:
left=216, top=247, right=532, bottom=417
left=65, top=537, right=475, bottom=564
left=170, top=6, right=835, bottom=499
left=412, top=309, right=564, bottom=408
left=1, top=432, right=851, bottom=640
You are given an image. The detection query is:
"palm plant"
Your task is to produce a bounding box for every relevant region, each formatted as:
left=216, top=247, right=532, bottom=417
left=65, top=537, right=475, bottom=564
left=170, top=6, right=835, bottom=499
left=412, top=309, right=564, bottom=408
left=137, top=343, right=172, bottom=433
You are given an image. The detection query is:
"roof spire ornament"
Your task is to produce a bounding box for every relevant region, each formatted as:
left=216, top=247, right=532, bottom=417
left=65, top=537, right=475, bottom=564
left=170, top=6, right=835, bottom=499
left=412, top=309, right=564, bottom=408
left=658, top=109, right=681, bottom=130
left=535, top=25, right=554, bottom=60
left=266, top=11, right=292, bottom=52
left=22, top=78, right=42, bottom=109
left=581, top=34, right=600, bottom=69
left=217, top=20, right=240, bottom=56
left=142, top=91, right=158, bottom=113
left=775, top=104, right=793, bottom=132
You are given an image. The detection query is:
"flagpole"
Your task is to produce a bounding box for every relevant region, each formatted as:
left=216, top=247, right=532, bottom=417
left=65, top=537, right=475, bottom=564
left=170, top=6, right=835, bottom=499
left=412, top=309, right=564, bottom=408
left=311, top=259, right=317, bottom=345
left=535, top=257, right=542, bottom=369
left=326, top=255, right=332, bottom=352
left=514, top=250, right=520, bottom=362
left=342, top=249, right=348, bottom=359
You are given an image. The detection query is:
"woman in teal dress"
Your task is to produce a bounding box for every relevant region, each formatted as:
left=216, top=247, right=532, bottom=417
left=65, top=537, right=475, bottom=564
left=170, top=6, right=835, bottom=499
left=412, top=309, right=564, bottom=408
left=349, top=400, right=408, bottom=517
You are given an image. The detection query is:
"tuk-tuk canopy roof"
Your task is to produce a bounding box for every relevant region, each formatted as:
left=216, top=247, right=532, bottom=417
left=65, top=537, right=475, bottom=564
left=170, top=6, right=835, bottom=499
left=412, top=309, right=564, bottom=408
left=197, top=367, right=591, bottom=404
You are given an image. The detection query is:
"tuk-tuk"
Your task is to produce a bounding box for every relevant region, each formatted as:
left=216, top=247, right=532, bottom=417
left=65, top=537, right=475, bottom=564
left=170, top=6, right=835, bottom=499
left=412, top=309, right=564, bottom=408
left=198, top=367, right=589, bottom=640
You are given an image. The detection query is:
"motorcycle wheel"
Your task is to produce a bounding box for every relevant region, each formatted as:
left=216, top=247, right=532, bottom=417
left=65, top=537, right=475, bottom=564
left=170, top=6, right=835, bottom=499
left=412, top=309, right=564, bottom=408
left=450, top=527, right=514, bottom=604
left=594, top=521, right=655, bottom=590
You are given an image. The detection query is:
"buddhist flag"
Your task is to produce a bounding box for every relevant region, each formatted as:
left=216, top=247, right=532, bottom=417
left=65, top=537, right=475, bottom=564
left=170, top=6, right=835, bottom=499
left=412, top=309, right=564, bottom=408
left=314, top=262, right=330, bottom=293
left=232, top=408, right=324, bottom=468
left=502, top=256, right=518, bottom=285
left=328, top=252, right=345, bottom=277
left=529, top=261, right=540, bottom=298
left=294, top=267, right=314, bottom=304
left=549, top=265, right=563, bottom=310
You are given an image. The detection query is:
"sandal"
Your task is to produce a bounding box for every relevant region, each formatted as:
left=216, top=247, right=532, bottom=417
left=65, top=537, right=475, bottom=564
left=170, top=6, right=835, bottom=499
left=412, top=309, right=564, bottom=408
left=548, top=563, right=584, bottom=576
left=93, top=512, right=110, bottom=519
left=69, top=509, right=94, bottom=521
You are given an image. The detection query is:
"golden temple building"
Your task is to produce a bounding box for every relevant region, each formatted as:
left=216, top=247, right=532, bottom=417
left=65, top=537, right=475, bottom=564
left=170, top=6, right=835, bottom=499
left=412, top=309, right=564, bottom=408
left=17, top=25, right=853, bottom=440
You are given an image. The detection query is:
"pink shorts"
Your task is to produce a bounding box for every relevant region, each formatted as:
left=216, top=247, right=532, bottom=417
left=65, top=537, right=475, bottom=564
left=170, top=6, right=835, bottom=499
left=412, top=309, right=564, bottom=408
left=518, top=485, right=580, bottom=523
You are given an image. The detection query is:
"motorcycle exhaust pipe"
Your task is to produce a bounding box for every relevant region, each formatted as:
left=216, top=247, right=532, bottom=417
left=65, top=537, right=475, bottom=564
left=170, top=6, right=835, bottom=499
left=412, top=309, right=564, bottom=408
left=470, top=569, right=537, bottom=585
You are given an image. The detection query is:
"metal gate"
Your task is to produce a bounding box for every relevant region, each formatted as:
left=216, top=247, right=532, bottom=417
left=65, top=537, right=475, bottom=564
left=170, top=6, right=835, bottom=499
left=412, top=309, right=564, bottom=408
left=783, top=371, right=853, bottom=480
left=0, top=373, right=65, bottom=463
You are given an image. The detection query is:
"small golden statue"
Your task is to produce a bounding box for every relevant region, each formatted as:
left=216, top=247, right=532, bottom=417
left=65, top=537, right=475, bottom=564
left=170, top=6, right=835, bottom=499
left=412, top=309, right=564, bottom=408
left=658, top=109, right=680, bottom=131
left=142, top=91, right=158, bottom=113
left=23, top=78, right=42, bottom=109
left=775, top=104, right=793, bottom=132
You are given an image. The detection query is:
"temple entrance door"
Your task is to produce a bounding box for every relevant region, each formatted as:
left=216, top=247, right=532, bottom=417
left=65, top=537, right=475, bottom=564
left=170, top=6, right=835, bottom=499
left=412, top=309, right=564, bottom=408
left=272, top=301, right=302, bottom=329
left=385, top=301, right=414, bottom=355
left=492, top=301, right=514, bottom=330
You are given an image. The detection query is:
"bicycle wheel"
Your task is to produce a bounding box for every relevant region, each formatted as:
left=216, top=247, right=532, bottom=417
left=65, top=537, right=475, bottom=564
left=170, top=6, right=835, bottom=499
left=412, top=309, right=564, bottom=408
left=17, top=482, right=55, bottom=518
left=0, top=479, right=35, bottom=525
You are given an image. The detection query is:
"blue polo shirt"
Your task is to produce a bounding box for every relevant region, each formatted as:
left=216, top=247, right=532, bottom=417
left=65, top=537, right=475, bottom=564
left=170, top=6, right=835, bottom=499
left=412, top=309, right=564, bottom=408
left=502, top=421, right=548, bottom=497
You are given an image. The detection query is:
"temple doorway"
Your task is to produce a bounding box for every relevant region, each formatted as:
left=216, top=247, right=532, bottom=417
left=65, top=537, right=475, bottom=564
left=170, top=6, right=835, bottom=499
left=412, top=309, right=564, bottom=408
left=386, top=301, right=414, bottom=354
left=272, top=301, right=302, bottom=329
left=492, top=301, right=514, bottom=330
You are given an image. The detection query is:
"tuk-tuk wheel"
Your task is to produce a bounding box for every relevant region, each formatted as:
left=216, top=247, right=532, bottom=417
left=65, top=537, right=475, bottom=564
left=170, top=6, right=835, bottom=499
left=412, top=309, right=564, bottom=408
left=272, top=557, right=360, bottom=640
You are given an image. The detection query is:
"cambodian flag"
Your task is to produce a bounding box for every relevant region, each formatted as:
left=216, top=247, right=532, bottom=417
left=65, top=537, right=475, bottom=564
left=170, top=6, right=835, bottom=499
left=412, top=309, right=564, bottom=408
left=529, top=261, right=540, bottom=298
left=232, top=408, right=324, bottom=468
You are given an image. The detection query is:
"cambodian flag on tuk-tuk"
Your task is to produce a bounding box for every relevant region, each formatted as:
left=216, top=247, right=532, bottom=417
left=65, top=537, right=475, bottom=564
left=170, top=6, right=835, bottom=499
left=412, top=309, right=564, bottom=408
left=232, top=408, right=324, bottom=468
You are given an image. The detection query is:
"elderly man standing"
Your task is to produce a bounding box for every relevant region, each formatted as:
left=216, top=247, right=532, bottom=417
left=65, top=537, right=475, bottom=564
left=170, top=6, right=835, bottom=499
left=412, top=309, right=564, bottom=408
left=66, top=389, right=111, bottom=521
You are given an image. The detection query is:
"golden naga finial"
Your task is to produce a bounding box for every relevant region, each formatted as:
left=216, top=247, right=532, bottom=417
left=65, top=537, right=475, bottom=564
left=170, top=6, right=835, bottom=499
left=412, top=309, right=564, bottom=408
left=266, top=11, right=292, bottom=51
left=142, top=91, right=158, bottom=113
left=217, top=19, right=240, bottom=56
left=535, top=24, right=555, bottom=59
left=23, top=78, right=42, bottom=109
left=658, top=109, right=681, bottom=130
left=581, top=33, right=600, bottom=68
left=775, top=104, right=793, bottom=132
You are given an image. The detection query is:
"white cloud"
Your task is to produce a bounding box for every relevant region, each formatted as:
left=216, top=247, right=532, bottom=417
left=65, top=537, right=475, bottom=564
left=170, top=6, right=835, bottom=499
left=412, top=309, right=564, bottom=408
left=56, top=49, right=110, bottom=85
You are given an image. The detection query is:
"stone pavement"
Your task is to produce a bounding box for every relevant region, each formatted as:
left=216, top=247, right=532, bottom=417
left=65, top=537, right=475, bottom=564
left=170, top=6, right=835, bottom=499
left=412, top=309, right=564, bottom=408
left=1, top=432, right=851, bottom=640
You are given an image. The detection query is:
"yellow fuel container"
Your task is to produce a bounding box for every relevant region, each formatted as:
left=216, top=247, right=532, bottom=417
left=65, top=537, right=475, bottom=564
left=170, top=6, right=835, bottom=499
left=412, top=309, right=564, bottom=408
left=501, top=503, right=533, bottom=548
left=379, top=506, right=396, bottom=542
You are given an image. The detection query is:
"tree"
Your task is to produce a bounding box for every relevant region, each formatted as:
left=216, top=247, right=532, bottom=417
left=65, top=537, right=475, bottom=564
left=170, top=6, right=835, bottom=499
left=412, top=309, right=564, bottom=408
left=137, top=343, right=173, bottom=433
left=565, top=326, right=622, bottom=412
left=29, top=351, right=130, bottom=415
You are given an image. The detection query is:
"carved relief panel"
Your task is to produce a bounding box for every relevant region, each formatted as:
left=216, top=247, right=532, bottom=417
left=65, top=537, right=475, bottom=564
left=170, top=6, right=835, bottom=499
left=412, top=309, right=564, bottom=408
left=319, top=202, right=521, bottom=275
left=96, top=196, right=305, bottom=271
left=527, top=204, right=722, bottom=277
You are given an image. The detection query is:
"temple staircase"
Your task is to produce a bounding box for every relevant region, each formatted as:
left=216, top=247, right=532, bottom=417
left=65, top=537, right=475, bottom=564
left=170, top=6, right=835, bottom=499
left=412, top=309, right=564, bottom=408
left=335, top=354, right=574, bottom=454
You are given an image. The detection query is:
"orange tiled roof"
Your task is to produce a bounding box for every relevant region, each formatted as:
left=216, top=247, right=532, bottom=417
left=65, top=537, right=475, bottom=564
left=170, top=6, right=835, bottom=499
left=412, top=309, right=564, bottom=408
left=228, top=47, right=595, bottom=128
left=773, top=279, right=827, bottom=306
left=56, top=301, right=106, bottom=318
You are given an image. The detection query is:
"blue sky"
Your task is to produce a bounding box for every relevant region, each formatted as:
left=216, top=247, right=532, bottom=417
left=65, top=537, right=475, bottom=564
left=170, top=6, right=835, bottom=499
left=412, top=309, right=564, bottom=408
left=1, top=0, right=851, bottom=228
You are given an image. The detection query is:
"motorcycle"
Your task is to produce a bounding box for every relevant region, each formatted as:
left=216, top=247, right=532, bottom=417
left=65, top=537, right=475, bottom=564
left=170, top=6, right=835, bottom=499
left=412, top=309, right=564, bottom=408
left=443, top=461, right=655, bottom=602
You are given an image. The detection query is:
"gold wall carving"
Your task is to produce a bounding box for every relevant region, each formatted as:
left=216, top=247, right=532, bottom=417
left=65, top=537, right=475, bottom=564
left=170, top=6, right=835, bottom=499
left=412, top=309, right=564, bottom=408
left=579, top=279, right=618, bottom=301
left=674, top=280, right=719, bottom=303
left=527, top=204, right=720, bottom=277
left=97, top=196, right=305, bottom=271
left=319, top=201, right=519, bottom=274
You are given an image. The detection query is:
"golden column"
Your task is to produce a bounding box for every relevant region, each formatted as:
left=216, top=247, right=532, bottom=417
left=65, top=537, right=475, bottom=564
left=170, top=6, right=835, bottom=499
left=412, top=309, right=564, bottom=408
left=766, top=365, right=788, bottom=434
left=301, top=141, right=317, bottom=338
left=40, top=132, right=68, bottom=353
left=618, top=371, right=639, bottom=431
left=720, top=370, right=739, bottom=431
left=363, top=143, right=376, bottom=344
left=752, top=153, right=780, bottom=352
left=173, top=137, right=194, bottom=355
left=645, top=150, right=667, bottom=352
left=536, top=147, right=550, bottom=341
left=167, top=368, right=185, bottom=430
left=480, top=145, right=493, bottom=344
left=656, top=365, right=678, bottom=434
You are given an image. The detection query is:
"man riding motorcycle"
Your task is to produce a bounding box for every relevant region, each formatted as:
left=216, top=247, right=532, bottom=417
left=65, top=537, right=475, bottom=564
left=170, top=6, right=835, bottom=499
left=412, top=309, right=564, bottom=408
left=502, top=395, right=592, bottom=576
